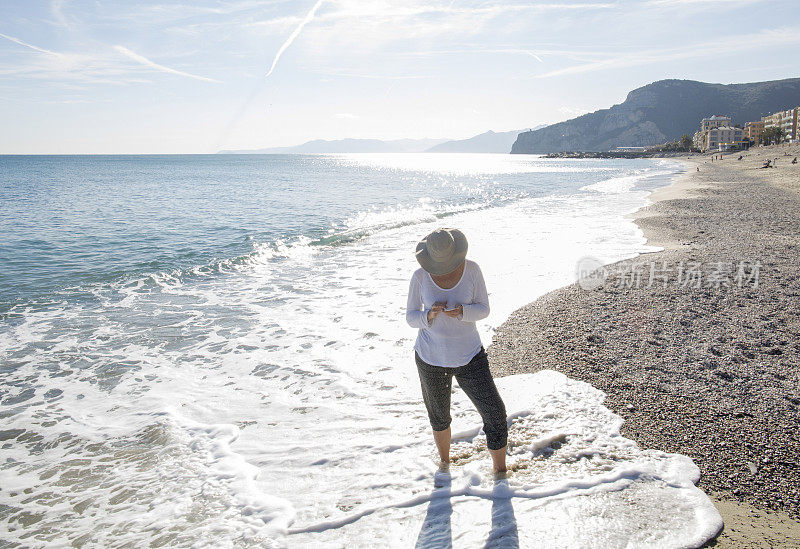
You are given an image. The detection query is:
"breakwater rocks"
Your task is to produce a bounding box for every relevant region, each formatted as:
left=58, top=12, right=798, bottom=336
left=544, top=151, right=694, bottom=159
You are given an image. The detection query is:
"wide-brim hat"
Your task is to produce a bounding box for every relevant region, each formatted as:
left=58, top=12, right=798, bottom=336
left=415, top=228, right=468, bottom=275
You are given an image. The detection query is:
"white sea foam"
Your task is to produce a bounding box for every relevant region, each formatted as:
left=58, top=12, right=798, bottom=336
left=580, top=169, right=675, bottom=194
left=285, top=371, right=722, bottom=547
left=0, top=155, right=720, bottom=548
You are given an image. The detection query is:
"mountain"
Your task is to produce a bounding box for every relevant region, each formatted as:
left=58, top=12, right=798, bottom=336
left=511, top=77, right=800, bottom=154
left=426, top=128, right=543, bottom=153
left=219, top=137, right=449, bottom=154
left=218, top=128, right=549, bottom=154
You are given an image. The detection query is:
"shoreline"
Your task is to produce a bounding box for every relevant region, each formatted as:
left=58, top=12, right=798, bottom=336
left=488, top=144, right=800, bottom=547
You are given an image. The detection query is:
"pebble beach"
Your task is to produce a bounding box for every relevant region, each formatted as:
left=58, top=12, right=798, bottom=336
left=488, top=144, right=800, bottom=547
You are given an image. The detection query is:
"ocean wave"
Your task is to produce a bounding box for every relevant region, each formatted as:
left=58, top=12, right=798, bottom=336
left=579, top=168, right=676, bottom=194
left=0, top=159, right=721, bottom=547
left=0, top=408, right=295, bottom=547
left=11, top=195, right=527, bottom=305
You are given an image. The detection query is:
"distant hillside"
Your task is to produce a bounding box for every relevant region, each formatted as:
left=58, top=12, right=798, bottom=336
left=512, top=78, right=800, bottom=154
left=426, top=128, right=543, bottom=153
left=218, top=128, right=549, bottom=155
left=219, top=137, right=449, bottom=154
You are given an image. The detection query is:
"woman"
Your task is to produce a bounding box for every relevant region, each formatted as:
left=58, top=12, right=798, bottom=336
left=406, top=227, right=508, bottom=474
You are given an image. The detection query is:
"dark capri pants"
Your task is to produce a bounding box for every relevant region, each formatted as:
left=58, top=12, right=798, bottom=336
left=415, top=346, right=508, bottom=450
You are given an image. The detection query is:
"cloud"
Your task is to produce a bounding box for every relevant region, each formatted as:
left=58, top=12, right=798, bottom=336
left=0, top=32, right=64, bottom=57
left=645, top=0, right=759, bottom=6
left=247, top=15, right=306, bottom=33
left=265, top=0, right=327, bottom=77
left=403, top=46, right=604, bottom=58
left=532, top=26, right=800, bottom=78
left=1, top=27, right=222, bottom=86
left=311, top=69, right=428, bottom=79
left=0, top=35, right=172, bottom=86
left=50, top=0, right=71, bottom=28
left=271, top=1, right=616, bottom=56
left=334, top=112, right=359, bottom=119
left=113, top=45, right=222, bottom=83
left=97, top=1, right=289, bottom=24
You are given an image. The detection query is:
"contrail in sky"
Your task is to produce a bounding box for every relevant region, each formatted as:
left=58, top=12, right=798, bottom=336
left=0, top=32, right=62, bottom=56
left=114, top=45, right=222, bottom=83
left=265, top=0, right=326, bottom=77
left=216, top=0, right=327, bottom=150
left=526, top=51, right=544, bottom=62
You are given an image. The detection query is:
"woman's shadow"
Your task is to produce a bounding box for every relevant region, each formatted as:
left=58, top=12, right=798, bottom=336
left=415, top=475, right=519, bottom=549
left=485, top=479, right=519, bottom=548
left=415, top=472, right=454, bottom=549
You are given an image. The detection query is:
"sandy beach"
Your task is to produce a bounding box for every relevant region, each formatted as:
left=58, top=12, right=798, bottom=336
left=488, top=144, right=800, bottom=547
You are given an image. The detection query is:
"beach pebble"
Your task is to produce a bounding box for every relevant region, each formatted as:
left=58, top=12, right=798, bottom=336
left=488, top=149, right=800, bottom=521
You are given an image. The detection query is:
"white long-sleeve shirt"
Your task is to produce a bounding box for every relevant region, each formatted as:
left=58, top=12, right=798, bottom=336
left=405, top=259, right=490, bottom=367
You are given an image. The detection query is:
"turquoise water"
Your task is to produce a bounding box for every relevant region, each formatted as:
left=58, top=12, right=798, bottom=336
left=0, top=153, right=702, bottom=547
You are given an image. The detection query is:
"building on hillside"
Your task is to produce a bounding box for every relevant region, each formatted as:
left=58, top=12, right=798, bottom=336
left=762, top=107, right=799, bottom=143
left=743, top=120, right=764, bottom=144
left=704, top=126, right=744, bottom=152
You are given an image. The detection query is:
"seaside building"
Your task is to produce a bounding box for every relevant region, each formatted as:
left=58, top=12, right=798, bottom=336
left=762, top=107, right=799, bottom=143
left=706, top=126, right=744, bottom=151
left=701, top=115, right=731, bottom=132
left=743, top=120, right=764, bottom=144
left=692, top=130, right=703, bottom=150
left=695, top=115, right=739, bottom=152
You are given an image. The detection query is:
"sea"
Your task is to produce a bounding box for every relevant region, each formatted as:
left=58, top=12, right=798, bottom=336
left=0, top=153, right=722, bottom=548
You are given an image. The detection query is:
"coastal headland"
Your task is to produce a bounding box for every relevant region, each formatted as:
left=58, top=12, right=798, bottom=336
left=488, top=144, right=800, bottom=547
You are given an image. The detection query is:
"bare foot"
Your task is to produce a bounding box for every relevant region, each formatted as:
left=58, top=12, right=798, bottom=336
left=434, top=462, right=451, bottom=488
left=489, top=446, right=507, bottom=474
left=493, top=469, right=509, bottom=480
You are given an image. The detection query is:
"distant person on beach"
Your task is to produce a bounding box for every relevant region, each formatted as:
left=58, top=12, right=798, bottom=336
left=406, top=228, right=508, bottom=474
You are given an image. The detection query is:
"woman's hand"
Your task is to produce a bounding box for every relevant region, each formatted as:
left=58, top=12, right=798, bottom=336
left=442, top=304, right=463, bottom=318
left=427, top=301, right=447, bottom=323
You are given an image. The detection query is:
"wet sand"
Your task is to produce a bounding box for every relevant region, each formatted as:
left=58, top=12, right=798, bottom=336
left=488, top=144, right=800, bottom=547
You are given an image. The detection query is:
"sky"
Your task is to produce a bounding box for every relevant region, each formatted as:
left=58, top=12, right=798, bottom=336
left=0, top=0, right=798, bottom=153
